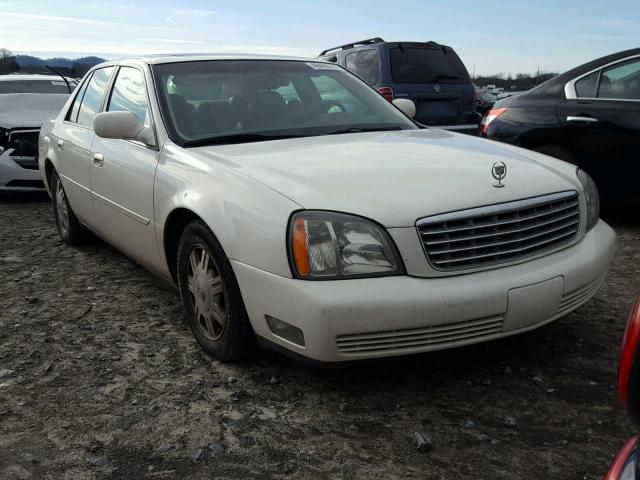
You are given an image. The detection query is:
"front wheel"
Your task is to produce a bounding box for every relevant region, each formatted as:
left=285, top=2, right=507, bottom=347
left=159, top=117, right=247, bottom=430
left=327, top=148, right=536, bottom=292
left=176, top=220, right=256, bottom=361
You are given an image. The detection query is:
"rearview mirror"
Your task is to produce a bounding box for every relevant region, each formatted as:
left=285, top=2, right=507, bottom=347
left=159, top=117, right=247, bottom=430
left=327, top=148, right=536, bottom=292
left=93, top=111, right=155, bottom=146
left=392, top=98, right=416, bottom=119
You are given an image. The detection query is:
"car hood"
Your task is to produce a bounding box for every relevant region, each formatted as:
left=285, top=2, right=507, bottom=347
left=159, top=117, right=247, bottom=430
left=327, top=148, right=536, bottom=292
left=0, top=93, right=69, bottom=129
left=191, top=129, right=582, bottom=227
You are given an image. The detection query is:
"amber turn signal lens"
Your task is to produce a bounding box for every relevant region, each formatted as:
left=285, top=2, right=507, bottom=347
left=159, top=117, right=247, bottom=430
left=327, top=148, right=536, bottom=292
left=292, top=217, right=310, bottom=276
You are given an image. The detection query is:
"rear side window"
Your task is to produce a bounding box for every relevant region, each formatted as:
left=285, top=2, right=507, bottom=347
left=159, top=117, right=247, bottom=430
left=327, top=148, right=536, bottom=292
left=575, top=71, right=599, bottom=98
left=107, top=67, right=150, bottom=125
left=345, top=50, right=379, bottom=85
left=67, top=76, right=90, bottom=122
left=389, top=47, right=470, bottom=84
left=77, top=67, right=114, bottom=128
left=599, top=58, right=640, bottom=100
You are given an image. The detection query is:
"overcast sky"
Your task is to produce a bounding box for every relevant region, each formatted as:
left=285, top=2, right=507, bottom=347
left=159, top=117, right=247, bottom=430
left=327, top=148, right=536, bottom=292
left=1, top=0, right=639, bottom=75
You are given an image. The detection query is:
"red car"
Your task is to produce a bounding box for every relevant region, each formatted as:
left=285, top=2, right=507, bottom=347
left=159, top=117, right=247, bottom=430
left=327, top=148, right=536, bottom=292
left=606, top=295, right=640, bottom=479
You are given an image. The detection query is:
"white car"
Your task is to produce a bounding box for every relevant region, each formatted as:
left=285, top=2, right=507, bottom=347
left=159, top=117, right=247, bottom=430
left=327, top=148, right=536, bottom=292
left=39, top=55, right=615, bottom=364
left=0, top=74, right=75, bottom=191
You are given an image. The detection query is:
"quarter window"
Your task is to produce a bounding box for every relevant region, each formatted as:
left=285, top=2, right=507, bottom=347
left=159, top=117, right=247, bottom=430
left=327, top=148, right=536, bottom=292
left=345, top=50, right=379, bottom=85
left=575, top=71, right=599, bottom=98
left=108, top=67, right=150, bottom=125
left=599, top=58, right=640, bottom=100
left=76, top=67, right=114, bottom=128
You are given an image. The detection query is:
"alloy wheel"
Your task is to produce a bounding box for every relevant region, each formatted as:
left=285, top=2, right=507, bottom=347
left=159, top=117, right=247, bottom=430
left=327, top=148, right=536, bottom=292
left=186, top=244, right=228, bottom=341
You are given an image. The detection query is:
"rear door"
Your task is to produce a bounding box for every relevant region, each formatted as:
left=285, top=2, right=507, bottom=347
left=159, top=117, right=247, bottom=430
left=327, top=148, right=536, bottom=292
left=52, top=66, right=114, bottom=222
left=384, top=44, right=475, bottom=127
left=557, top=57, right=640, bottom=201
left=89, top=65, right=161, bottom=269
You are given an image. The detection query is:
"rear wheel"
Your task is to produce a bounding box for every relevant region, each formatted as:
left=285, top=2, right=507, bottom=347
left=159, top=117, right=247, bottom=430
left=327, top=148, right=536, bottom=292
left=176, top=220, right=256, bottom=361
left=50, top=170, right=88, bottom=245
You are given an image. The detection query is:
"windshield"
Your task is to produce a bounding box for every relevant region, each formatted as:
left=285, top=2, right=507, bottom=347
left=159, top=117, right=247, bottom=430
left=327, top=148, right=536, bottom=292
left=152, top=60, right=417, bottom=146
left=0, top=79, right=75, bottom=94
left=389, top=46, right=470, bottom=84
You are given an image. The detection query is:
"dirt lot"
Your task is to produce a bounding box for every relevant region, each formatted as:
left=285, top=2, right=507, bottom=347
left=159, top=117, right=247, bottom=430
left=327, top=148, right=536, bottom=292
left=0, top=194, right=638, bottom=480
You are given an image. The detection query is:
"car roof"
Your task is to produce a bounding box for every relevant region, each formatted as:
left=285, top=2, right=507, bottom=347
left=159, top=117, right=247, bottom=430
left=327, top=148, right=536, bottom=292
left=0, top=74, right=76, bottom=82
left=97, top=53, right=324, bottom=67
left=529, top=47, right=640, bottom=97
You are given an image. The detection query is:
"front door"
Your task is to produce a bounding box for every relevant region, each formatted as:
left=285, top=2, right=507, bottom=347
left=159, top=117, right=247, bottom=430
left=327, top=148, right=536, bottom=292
left=89, top=66, right=161, bottom=270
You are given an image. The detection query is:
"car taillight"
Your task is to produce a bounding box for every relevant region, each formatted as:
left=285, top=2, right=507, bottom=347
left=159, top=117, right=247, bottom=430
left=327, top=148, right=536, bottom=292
left=618, top=295, right=640, bottom=405
left=480, top=107, right=508, bottom=136
left=378, top=87, right=394, bottom=102
left=604, top=435, right=639, bottom=480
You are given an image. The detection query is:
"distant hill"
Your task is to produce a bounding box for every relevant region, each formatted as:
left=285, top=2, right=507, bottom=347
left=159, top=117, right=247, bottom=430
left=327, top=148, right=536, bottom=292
left=15, top=55, right=106, bottom=77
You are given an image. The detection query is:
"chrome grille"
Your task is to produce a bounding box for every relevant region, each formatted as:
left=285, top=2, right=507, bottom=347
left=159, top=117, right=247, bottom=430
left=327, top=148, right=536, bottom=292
left=417, top=191, right=580, bottom=271
left=336, top=315, right=504, bottom=354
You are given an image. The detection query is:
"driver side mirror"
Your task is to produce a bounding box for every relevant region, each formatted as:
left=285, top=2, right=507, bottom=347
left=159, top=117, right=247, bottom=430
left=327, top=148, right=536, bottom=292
left=93, top=111, right=155, bottom=147
left=392, top=99, right=416, bottom=119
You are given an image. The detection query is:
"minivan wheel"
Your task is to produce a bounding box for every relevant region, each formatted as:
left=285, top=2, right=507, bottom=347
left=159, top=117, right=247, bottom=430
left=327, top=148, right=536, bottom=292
left=50, top=170, right=88, bottom=245
left=176, top=220, right=256, bottom=361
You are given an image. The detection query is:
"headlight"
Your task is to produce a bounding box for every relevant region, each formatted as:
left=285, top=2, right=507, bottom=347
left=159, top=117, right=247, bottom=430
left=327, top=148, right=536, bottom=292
left=577, top=168, right=600, bottom=232
left=288, top=211, right=404, bottom=279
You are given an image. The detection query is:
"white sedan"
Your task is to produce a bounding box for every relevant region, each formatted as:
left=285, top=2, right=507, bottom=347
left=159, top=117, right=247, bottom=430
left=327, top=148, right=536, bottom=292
left=39, top=55, right=615, bottom=364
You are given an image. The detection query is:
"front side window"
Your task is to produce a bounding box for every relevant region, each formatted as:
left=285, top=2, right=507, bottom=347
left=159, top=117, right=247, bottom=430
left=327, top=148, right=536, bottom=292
left=345, top=50, right=379, bottom=85
left=153, top=60, right=417, bottom=146
left=107, top=67, right=150, bottom=125
left=599, top=58, right=640, bottom=100
left=575, top=71, right=599, bottom=98
left=67, top=75, right=91, bottom=122
left=77, top=67, right=114, bottom=128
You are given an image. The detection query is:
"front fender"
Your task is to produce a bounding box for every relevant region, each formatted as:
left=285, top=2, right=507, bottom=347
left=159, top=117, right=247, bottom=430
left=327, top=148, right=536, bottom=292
left=155, top=144, right=302, bottom=278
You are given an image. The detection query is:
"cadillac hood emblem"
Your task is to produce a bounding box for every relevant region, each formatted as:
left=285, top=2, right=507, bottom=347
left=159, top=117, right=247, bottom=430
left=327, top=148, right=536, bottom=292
left=492, top=161, right=507, bottom=188
left=434, top=84, right=442, bottom=93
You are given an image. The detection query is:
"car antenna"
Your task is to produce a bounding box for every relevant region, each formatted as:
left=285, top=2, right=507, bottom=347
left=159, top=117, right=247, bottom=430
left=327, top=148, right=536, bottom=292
left=45, top=65, right=72, bottom=94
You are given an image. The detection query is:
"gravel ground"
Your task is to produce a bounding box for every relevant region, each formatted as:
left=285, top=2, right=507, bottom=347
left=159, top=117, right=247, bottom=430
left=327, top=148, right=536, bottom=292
left=1, top=193, right=639, bottom=480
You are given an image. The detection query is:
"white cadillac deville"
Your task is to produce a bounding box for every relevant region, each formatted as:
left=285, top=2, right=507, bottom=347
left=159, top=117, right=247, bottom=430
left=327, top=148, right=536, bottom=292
left=39, top=55, right=615, bottom=364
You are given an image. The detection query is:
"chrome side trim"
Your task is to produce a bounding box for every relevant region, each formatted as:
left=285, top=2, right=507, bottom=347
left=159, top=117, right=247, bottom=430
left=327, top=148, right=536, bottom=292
left=90, top=190, right=150, bottom=225
left=59, top=173, right=91, bottom=193
left=564, top=53, right=640, bottom=100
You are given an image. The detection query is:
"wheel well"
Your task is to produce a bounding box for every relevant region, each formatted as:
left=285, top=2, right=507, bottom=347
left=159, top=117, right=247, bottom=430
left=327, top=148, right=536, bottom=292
left=164, top=208, right=202, bottom=282
left=44, top=159, right=54, bottom=189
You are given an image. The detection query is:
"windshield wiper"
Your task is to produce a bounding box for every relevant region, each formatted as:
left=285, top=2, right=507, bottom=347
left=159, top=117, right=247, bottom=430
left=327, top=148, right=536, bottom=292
left=326, top=126, right=403, bottom=135
left=183, top=133, right=302, bottom=147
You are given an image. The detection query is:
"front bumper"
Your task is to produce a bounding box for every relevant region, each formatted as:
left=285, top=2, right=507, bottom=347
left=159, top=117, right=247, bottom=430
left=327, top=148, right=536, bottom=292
left=0, top=149, right=45, bottom=191
left=232, top=220, right=616, bottom=363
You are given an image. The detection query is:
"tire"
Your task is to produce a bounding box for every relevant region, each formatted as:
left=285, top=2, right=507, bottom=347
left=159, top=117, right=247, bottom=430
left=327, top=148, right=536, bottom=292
left=532, top=144, right=574, bottom=163
left=50, top=170, right=88, bottom=245
left=176, top=220, right=256, bottom=361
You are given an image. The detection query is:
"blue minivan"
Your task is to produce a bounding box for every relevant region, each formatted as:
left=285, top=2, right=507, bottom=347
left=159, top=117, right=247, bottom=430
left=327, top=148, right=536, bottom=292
left=319, top=38, right=479, bottom=133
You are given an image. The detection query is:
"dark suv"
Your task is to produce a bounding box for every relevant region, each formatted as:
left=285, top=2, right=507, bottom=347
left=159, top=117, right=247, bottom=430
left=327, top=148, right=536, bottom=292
left=319, top=37, right=479, bottom=133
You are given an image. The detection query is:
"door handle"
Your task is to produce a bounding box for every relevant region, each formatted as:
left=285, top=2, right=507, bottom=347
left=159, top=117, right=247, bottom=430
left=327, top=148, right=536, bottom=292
left=57, top=139, right=64, bottom=150
left=566, top=116, right=598, bottom=123
left=93, top=153, right=104, bottom=167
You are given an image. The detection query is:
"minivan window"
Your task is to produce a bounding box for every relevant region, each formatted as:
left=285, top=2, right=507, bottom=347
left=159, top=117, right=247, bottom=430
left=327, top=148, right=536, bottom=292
left=389, top=47, right=469, bottom=84
left=0, top=79, right=75, bottom=94
left=345, top=50, right=379, bottom=85
left=107, top=67, right=149, bottom=125
left=153, top=60, right=417, bottom=146
left=77, top=67, right=114, bottom=128
left=599, top=58, right=640, bottom=100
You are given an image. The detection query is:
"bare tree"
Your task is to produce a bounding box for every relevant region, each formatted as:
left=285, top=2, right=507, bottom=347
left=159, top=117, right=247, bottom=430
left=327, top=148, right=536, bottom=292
left=0, top=47, right=19, bottom=74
